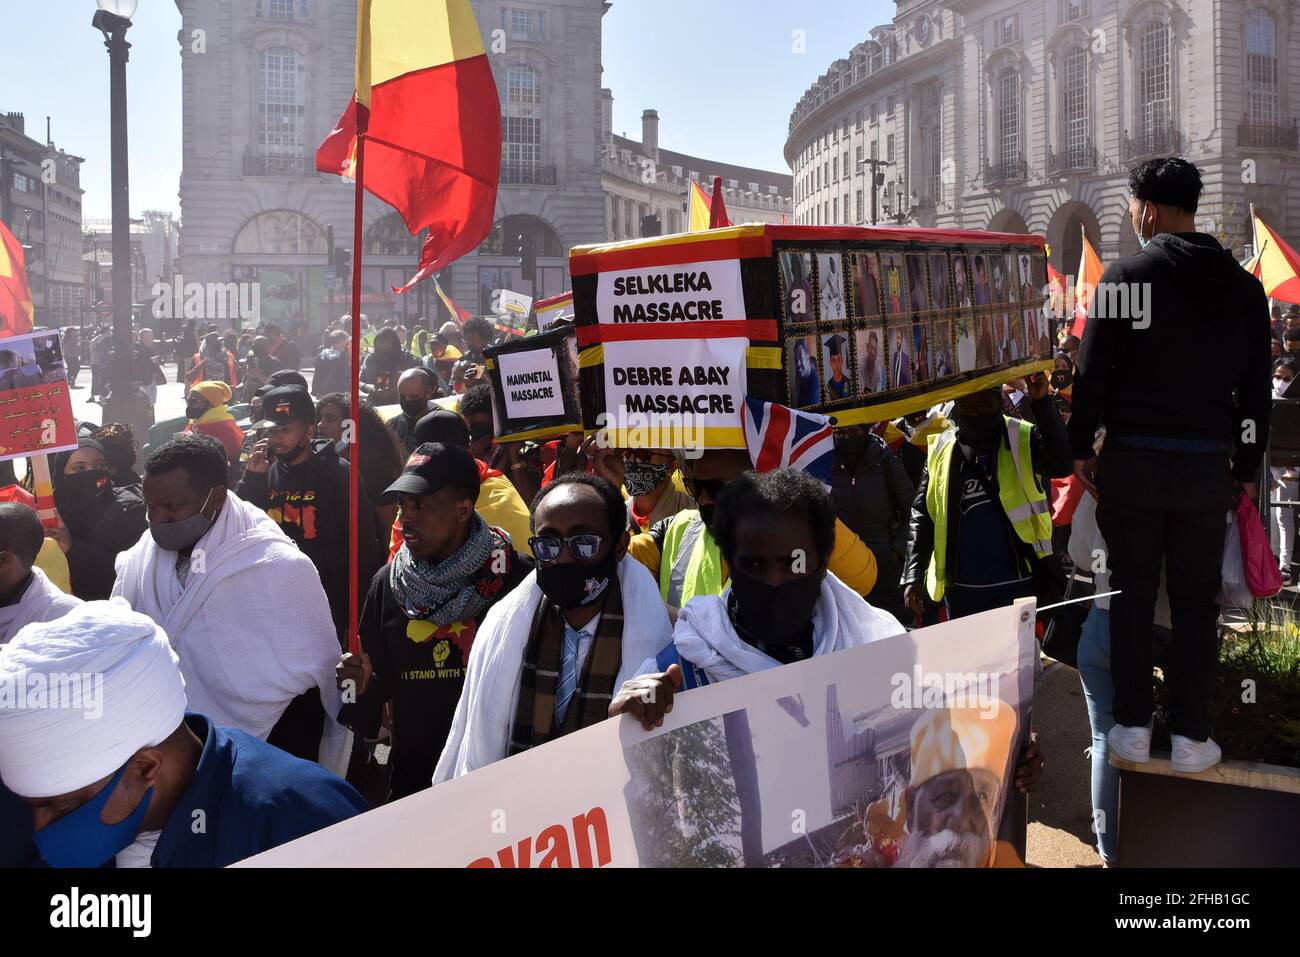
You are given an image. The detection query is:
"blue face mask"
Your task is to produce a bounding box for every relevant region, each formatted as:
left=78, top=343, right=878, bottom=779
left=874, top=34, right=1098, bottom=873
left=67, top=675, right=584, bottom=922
left=33, top=763, right=154, bottom=868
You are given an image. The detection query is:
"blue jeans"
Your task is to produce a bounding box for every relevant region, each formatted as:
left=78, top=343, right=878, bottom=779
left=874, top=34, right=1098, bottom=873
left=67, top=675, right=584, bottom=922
left=1076, top=607, right=1118, bottom=865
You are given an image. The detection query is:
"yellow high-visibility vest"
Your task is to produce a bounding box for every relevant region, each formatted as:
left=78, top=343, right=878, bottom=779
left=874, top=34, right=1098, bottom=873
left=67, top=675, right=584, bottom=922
left=924, top=417, right=1053, bottom=602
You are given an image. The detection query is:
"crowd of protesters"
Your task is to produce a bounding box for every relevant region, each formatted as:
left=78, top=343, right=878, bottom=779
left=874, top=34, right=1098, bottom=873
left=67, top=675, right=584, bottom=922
left=0, top=156, right=1277, bottom=869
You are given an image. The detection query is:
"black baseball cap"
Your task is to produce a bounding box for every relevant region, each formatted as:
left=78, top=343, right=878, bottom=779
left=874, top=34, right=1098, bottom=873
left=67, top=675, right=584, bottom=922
left=251, top=385, right=315, bottom=428
left=384, top=442, right=481, bottom=501
left=414, top=408, right=470, bottom=448
left=267, top=369, right=310, bottom=390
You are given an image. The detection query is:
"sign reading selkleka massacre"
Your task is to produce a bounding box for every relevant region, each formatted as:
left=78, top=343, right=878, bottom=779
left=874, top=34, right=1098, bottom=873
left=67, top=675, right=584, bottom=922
left=596, top=258, right=744, bottom=326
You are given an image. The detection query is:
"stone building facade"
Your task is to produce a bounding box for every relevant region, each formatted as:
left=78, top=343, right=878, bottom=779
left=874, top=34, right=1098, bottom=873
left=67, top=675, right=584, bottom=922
left=786, top=0, right=1300, bottom=277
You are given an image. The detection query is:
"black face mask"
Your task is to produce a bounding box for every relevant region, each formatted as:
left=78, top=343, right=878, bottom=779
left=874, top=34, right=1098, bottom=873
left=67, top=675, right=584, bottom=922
left=536, top=551, right=618, bottom=610
left=698, top=503, right=716, bottom=531
left=185, top=401, right=208, bottom=420
left=55, top=470, right=111, bottom=535
left=468, top=422, right=493, bottom=442
left=728, top=566, right=824, bottom=648
left=400, top=399, right=430, bottom=420
left=956, top=413, right=1003, bottom=449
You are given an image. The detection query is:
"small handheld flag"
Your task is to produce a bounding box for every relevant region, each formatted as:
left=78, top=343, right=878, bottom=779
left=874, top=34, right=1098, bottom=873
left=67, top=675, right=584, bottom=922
left=741, top=398, right=835, bottom=487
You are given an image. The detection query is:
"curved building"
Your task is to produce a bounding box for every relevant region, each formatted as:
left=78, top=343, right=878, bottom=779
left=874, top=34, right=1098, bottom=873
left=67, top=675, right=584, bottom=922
left=785, top=0, right=1300, bottom=276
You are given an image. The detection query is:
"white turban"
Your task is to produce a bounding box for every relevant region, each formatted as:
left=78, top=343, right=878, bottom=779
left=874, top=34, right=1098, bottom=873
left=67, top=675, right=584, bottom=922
left=0, top=598, right=187, bottom=798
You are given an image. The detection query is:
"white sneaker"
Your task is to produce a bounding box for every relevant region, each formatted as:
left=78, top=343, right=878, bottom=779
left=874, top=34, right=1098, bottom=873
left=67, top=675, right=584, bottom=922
left=1170, top=735, right=1222, bottom=774
left=1108, top=723, right=1153, bottom=763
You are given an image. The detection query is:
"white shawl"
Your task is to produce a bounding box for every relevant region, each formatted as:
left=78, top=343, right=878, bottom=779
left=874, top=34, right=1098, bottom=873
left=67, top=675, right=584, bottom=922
left=433, top=555, right=672, bottom=784
left=0, top=568, right=82, bottom=645
left=665, top=571, right=906, bottom=683
left=112, top=491, right=349, bottom=775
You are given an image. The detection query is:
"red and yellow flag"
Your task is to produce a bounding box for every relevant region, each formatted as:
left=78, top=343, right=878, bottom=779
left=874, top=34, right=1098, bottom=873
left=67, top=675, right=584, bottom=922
left=1071, top=229, right=1104, bottom=338
left=316, top=0, right=501, bottom=293
left=0, top=220, right=35, bottom=338
left=1245, top=209, right=1300, bottom=305
left=433, top=274, right=471, bottom=324
left=687, top=180, right=711, bottom=232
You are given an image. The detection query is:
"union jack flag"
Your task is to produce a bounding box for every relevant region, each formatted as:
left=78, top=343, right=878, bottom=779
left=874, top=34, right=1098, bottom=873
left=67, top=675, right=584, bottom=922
left=741, top=397, right=835, bottom=487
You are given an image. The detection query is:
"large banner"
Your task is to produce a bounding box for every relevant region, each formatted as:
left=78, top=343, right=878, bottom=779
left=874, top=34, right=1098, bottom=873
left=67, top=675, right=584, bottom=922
left=238, top=601, right=1036, bottom=868
left=0, top=330, right=77, bottom=463
left=570, top=226, right=1056, bottom=450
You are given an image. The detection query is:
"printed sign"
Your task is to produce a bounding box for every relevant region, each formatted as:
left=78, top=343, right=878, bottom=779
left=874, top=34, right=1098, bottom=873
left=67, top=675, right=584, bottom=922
left=602, top=336, right=749, bottom=449
left=535, top=292, right=574, bottom=334
left=484, top=326, right=582, bottom=443
left=0, top=330, right=77, bottom=463
left=238, top=601, right=1035, bottom=868
left=497, top=348, right=566, bottom=419
left=596, top=258, right=745, bottom=328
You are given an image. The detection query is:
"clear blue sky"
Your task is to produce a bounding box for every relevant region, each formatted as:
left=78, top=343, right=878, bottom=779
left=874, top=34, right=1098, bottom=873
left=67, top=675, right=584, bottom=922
left=1, top=0, right=891, bottom=220
left=602, top=0, right=892, bottom=173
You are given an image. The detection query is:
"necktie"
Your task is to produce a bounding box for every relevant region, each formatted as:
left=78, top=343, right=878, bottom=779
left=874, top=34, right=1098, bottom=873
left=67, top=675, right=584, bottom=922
left=555, top=626, right=580, bottom=723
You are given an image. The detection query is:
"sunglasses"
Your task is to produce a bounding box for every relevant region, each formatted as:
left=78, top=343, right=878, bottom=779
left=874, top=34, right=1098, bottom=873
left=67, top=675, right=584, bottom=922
left=528, top=534, right=606, bottom=564
left=684, top=476, right=728, bottom=501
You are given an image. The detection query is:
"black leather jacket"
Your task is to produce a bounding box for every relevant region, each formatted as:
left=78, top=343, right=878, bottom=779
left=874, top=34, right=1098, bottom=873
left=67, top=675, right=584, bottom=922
left=902, top=395, right=1073, bottom=588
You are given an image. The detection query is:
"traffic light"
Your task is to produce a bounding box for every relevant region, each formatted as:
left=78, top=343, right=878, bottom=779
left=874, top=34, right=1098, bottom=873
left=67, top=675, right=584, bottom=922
left=519, top=232, right=537, bottom=282
left=334, top=247, right=351, bottom=286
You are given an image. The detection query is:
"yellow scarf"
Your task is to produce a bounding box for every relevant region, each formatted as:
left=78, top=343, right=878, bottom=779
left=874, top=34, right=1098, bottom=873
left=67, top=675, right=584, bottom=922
left=192, top=405, right=234, bottom=425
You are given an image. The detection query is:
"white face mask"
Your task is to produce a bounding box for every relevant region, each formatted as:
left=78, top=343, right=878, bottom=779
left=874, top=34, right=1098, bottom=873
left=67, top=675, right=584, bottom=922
left=1135, top=202, right=1154, bottom=250
left=1274, top=376, right=1294, bottom=399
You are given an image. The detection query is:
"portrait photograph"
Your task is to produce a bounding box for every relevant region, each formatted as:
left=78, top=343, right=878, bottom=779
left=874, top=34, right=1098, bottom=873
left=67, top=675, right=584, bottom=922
left=855, top=327, right=888, bottom=395
left=817, top=252, right=849, bottom=323
left=780, top=250, right=815, bottom=323
left=850, top=252, right=883, bottom=319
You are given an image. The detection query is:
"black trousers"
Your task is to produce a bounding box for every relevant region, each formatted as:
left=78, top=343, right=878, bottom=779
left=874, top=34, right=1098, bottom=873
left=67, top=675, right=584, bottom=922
left=1096, top=443, right=1231, bottom=740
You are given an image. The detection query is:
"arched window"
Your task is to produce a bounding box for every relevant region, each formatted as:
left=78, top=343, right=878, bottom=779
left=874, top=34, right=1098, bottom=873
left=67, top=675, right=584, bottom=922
left=366, top=213, right=424, bottom=257
left=233, top=210, right=328, bottom=255
left=504, top=65, right=543, bottom=169
left=479, top=215, right=563, bottom=258
left=1246, top=8, right=1279, bottom=126
left=1062, top=46, right=1089, bottom=162
left=258, top=47, right=305, bottom=160
left=997, top=67, right=1021, bottom=168
left=1136, top=19, right=1171, bottom=140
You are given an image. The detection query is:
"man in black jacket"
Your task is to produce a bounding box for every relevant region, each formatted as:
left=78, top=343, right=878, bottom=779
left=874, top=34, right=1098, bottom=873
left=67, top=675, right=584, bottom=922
left=1069, top=157, right=1272, bottom=774
left=903, top=374, right=1073, bottom=622
left=237, top=385, right=384, bottom=644
left=335, top=443, right=532, bottom=801
left=830, top=427, right=915, bottom=624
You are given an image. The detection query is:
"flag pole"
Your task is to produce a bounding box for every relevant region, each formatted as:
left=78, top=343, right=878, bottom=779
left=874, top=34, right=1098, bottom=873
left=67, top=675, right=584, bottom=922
left=348, top=131, right=366, bottom=659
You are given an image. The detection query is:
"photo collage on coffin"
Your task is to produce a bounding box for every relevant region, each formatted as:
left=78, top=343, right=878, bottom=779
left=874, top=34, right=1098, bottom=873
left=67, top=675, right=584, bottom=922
left=815, top=251, right=853, bottom=403
left=779, top=249, right=821, bottom=408
left=878, top=248, right=911, bottom=390
left=849, top=250, right=887, bottom=397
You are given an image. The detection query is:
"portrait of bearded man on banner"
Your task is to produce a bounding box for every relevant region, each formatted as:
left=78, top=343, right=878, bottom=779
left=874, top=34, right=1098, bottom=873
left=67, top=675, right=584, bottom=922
left=831, top=702, right=1019, bottom=869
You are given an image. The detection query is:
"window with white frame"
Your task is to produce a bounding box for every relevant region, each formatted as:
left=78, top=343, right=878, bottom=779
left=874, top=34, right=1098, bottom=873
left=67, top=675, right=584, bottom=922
left=997, top=14, right=1019, bottom=46
left=503, top=65, right=543, bottom=167
left=1062, top=46, right=1089, bottom=158
left=1137, top=19, right=1172, bottom=138
left=257, top=46, right=305, bottom=156
left=1246, top=7, right=1279, bottom=127
left=1062, top=0, right=1089, bottom=22
left=501, top=8, right=546, bottom=42
left=997, top=67, right=1021, bottom=168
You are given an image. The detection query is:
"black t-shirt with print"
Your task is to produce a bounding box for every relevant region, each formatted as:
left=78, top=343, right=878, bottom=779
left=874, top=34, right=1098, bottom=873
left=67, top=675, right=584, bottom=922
left=339, top=551, right=533, bottom=802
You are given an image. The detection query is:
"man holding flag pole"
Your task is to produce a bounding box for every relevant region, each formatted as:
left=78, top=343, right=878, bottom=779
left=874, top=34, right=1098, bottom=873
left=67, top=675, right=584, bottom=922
left=315, top=0, right=503, bottom=664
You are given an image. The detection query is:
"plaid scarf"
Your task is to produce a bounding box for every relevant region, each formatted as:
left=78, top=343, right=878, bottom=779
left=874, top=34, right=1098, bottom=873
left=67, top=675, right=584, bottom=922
left=389, top=514, right=512, bottom=626
left=508, top=575, right=624, bottom=755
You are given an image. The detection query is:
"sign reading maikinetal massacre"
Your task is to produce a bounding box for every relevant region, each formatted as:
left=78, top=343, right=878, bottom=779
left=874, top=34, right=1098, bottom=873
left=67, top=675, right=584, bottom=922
left=483, top=326, right=582, bottom=443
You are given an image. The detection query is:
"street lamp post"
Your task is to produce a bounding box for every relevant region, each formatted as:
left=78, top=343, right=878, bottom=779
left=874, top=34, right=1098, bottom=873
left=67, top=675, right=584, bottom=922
left=93, top=0, right=152, bottom=436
